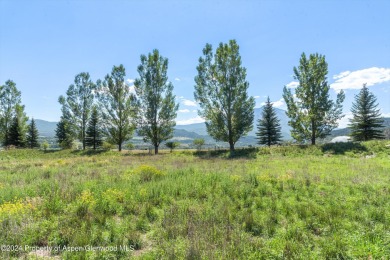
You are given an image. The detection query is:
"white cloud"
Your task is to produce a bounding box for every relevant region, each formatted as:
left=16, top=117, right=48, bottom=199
left=176, top=116, right=205, bottom=125
left=286, top=81, right=299, bottom=88
left=126, top=78, right=135, bottom=84
left=178, top=109, right=190, bottom=113
left=129, top=85, right=135, bottom=94
left=337, top=113, right=352, bottom=129
left=260, top=98, right=285, bottom=109
left=272, top=98, right=285, bottom=108
left=175, top=77, right=181, bottom=81
left=192, top=110, right=197, bottom=113
left=254, top=95, right=260, bottom=99
left=181, top=99, right=198, bottom=107
left=331, top=67, right=390, bottom=91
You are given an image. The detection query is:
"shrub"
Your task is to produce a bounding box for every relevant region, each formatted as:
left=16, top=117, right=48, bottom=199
left=132, top=165, right=165, bottom=182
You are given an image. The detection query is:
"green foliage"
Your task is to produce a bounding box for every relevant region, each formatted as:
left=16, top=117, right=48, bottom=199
left=41, top=140, right=50, bottom=151
left=194, top=40, right=255, bottom=151
left=0, top=80, right=23, bottom=146
left=27, top=118, right=40, bottom=148
left=131, top=164, right=166, bottom=182
left=165, top=141, right=180, bottom=153
left=256, top=97, right=282, bottom=146
left=55, top=116, right=75, bottom=149
left=134, top=49, right=179, bottom=154
left=349, top=84, right=385, bottom=141
left=59, top=72, right=96, bottom=150
left=85, top=106, right=103, bottom=150
left=7, top=105, right=28, bottom=148
left=97, top=65, right=137, bottom=151
left=125, top=142, right=134, bottom=150
left=102, top=141, right=115, bottom=151
left=283, top=53, right=345, bottom=145
left=193, top=138, right=205, bottom=150
left=0, top=143, right=389, bottom=259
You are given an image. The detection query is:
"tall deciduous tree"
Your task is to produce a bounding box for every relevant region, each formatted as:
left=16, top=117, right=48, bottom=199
left=0, top=80, right=22, bottom=146
left=283, top=53, right=345, bottom=145
left=27, top=118, right=40, bottom=148
left=349, top=84, right=384, bottom=141
left=256, top=97, right=282, bottom=147
left=97, top=65, right=137, bottom=152
left=134, top=49, right=179, bottom=154
left=194, top=40, right=255, bottom=151
left=85, top=106, right=103, bottom=150
left=59, top=72, right=96, bottom=150
left=8, top=104, right=28, bottom=148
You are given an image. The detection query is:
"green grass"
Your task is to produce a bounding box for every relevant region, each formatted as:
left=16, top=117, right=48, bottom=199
left=0, top=141, right=389, bottom=259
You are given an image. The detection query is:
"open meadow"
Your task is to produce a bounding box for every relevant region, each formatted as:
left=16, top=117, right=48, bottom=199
left=0, top=141, right=389, bottom=259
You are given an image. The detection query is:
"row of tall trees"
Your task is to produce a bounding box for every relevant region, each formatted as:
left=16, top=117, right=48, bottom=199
left=2, top=40, right=384, bottom=151
left=0, top=80, right=40, bottom=148
left=57, top=50, right=178, bottom=153
left=57, top=41, right=386, bottom=152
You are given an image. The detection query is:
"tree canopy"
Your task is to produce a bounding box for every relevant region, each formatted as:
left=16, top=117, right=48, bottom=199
left=194, top=40, right=255, bottom=151
left=283, top=53, right=345, bottom=145
left=134, top=49, right=178, bottom=154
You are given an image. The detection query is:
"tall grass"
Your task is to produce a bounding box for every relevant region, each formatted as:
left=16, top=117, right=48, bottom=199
left=0, top=141, right=389, bottom=259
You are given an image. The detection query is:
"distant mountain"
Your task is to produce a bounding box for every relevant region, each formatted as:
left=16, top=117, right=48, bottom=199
left=331, top=117, right=390, bottom=137
left=29, top=119, right=58, bottom=137
left=175, top=107, right=291, bottom=140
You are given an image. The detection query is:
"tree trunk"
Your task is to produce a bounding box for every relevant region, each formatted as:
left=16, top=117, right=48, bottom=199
left=229, top=142, right=235, bottom=151
left=311, top=120, right=316, bottom=145
left=118, top=143, right=122, bottom=152
left=154, top=145, right=159, bottom=154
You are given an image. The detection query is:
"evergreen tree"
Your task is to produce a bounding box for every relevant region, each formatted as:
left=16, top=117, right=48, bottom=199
left=283, top=53, right=345, bottom=145
left=0, top=80, right=22, bottom=146
left=97, top=65, right=137, bottom=151
left=59, top=72, right=96, bottom=150
left=194, top=40, right=255, bottom=151
left=7, top=105, right=28, bottom=147
left=85, top=106, right=103, bottom=150
left=56, top=116, right=74, bottom=149
left=134, top=49, right=179, bottom=154
left=27, top=118, right=40, bottom=148
left=256, top=97, right=282, bottom=147
left=349, top=84, right=384, bottom=141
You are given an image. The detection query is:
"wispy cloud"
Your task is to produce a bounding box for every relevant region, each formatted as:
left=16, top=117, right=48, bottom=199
left=331, top=67, right=390, bottom=91
left=176, top=116, right=205, bottom=125
left=126, top=78, right=135, bottom=84
left=178, top=109, right=190, bottom=113
left=261, top=98, right=285, bottom=108
left=254, top=95, right=260, bottom=99
left=285, top=81, right=299, bottom=88
left=175, top=77, right=181, bottom=81
left=180, top=98, right=198, bottom=107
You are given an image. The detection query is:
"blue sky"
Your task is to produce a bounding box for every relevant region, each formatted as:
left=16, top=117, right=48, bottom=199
left=1, top=0, right=389, bottom=127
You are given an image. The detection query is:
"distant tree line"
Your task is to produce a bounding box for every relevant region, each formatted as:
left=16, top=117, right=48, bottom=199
left=0, top=40, right=386, bottom=152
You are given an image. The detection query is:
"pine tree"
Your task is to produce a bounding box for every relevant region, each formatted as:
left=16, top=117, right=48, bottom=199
left=256, top=97, right=282, bottom=146
left=56, top=116, right=74, bottom=149
left=349, top=84, right=384, bottom=141
left=85, top=106, right=103, bottom=150
left=194, top=40, right=255, bottom=151
left=7, top=105, right=28, bottom=148
left=134, top=49, right=179, bottom=154
left=27, top=118, right=40, bottom=148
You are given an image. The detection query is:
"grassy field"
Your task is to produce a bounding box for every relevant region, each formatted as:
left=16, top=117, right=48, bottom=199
left=0, top=141, right=389, bottom=259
